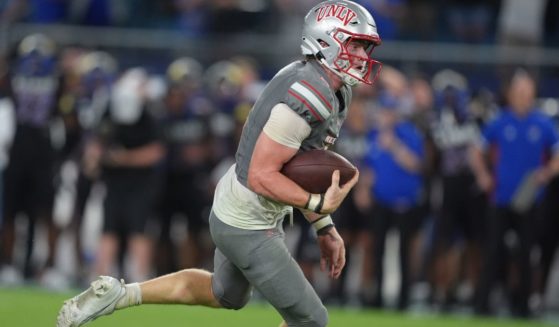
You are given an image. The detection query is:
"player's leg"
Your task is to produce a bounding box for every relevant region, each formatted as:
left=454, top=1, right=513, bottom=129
left=370, top=205, right=390, bottom=308
left=56, top=268, right=222, bottom=327
left=56, top=212, right=240, bottom=326
left=210, top=214, right=328, bottom=326
left=124, top=184, right=156, bottom=282
left=0, top=146, right=25, bottom=284
left=474, top=207, right=508, bottom=315
left=128, top=234, right=153, bottom=282
left=140, top=269, right=221, bottom=306
left=71, top=171, right=94, bottom=280
left=93, top=177, right=125, bottom=277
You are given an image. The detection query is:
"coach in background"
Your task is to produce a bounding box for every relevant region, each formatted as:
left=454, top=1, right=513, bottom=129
left=470, top=70, right=559, bottom=317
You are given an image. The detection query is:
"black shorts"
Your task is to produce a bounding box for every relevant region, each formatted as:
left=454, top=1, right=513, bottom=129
left=372, top=203, right=424, bottom=235
left=435, top=173, right=487, bottom=245
left=333, top=189, right=373, bottom=232
left=3, top=126, right=55, bottom=221
left=158, top=171, right=212, bottom=235
left=103, top=174, right=158, bottom=235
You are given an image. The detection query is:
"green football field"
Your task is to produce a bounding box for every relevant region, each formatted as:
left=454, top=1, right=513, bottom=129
left=0, top=287, right=555, bottom=327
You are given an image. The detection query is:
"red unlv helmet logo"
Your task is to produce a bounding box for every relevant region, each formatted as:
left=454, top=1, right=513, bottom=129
left=316, top=4, right=357, bottom=26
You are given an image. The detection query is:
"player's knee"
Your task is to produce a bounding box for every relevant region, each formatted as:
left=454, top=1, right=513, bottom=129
left=211, top=276, right=252, bottom=310
left=222, top=291, right=251, bottom=310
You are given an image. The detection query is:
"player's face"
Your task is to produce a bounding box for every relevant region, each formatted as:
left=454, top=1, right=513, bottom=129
left=346, top=39, right=370, bottom=65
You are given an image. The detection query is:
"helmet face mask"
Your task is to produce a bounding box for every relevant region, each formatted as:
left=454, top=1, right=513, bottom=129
left=301, top=0, right=382, bottom=86
left=331, top=29, right=382, bottom=86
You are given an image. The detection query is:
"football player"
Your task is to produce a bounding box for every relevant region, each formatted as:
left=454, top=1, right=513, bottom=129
left=1, top=34, right=61, bottom=284
left=57, top=1, right=381, bottom=326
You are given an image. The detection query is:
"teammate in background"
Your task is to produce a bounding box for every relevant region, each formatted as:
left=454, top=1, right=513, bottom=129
left=0, top=34, right=61, bottom=284
left=65, top=50, right=118, bottom=284
left=156, top=57, right=214, bottom=275
left=429, top=69, right=485, bottom=310
left=90, top=68, right=165, bottom=282
left=470, top=70, right=559, bottom=317
left=57, top=1, right=380, bottom=326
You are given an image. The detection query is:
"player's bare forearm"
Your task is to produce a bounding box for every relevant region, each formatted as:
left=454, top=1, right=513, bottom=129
left=247, top=132, right=310, bottom=208
left=317, top=226, right=346, bottom=278
left=251, top=169, right=311, bottom=208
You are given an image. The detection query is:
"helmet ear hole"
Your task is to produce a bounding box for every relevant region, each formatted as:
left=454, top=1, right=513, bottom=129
left=318, top=40, right=330, bottom=48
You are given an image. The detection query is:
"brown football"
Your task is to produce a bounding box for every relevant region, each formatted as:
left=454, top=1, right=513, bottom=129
left=281, top=149, right=357, bottom=194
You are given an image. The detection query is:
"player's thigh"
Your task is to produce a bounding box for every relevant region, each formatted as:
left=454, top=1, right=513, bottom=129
left=248, top=239, right=327, bottom=326
left=209, top=213, right=326, bottom=325
left=226, top=222, right=326, bottom=326
left=211, top=247, right=252, bottom=310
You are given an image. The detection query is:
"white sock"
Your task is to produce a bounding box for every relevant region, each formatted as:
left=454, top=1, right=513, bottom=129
left=115, top=282, right=142, bottom=310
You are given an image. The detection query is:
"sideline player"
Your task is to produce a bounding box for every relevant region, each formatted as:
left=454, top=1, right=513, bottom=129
left=57, top=1, right=382, bottom=326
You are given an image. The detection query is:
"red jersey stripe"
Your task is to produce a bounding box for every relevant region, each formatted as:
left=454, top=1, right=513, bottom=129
left=300, top=80, right=332, bottom=111
left=288, top=89, right=324, bottom=122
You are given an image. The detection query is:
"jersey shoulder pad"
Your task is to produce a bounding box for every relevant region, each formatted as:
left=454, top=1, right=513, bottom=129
left=284, top=77, right=334, bottom=124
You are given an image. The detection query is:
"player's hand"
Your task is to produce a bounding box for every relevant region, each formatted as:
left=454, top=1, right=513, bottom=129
left=317, top=227, right=346, bottom=279
left=321, top=169, right=359, bottom=214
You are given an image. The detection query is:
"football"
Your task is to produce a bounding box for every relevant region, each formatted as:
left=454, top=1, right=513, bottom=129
left=281, top=149, right=357, bottom=194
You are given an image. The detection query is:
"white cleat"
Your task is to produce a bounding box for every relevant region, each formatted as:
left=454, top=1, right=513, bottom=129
left=56, top=276, right=126, bottom=327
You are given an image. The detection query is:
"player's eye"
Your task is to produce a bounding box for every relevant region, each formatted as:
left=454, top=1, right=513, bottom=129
left=347, top=40, right=370, bottom=53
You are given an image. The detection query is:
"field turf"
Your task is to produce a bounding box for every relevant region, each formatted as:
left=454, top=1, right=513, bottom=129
left=0, top=287, right=555, bottom=327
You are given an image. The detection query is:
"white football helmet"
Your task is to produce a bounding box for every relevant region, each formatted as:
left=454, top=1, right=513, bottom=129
left=301, top=0, right=382, bottom=86
left=166, top=57, right=203, bottom=84
left=18, top=33, right=56, bottom=57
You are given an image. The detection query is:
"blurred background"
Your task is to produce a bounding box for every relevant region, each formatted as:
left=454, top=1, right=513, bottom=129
left=1, top=0, right=559, bottom=324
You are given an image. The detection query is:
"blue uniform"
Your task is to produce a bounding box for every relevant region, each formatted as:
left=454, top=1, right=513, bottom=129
left=480, top=109, right=559, bottom=206
left=364, top=121, right=424, bottom=209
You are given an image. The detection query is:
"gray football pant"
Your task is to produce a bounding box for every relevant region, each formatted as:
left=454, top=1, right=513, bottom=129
left=209, top=211, right=328, bottom=327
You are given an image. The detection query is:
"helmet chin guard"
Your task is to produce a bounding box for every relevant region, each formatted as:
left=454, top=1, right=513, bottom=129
left=302, top=1, right=382, bottom=86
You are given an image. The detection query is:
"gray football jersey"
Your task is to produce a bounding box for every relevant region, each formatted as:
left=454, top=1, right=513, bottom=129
left=212, top=60, right=352, bottom=230
left=235, top=59, right=352, bottom=187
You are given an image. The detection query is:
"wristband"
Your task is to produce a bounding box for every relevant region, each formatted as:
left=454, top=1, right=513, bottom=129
left=314, top=193, right=325, bottom=214
left=312, top=215, right=334, bottom=236
left=305, top=193, right=321, bottom=211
